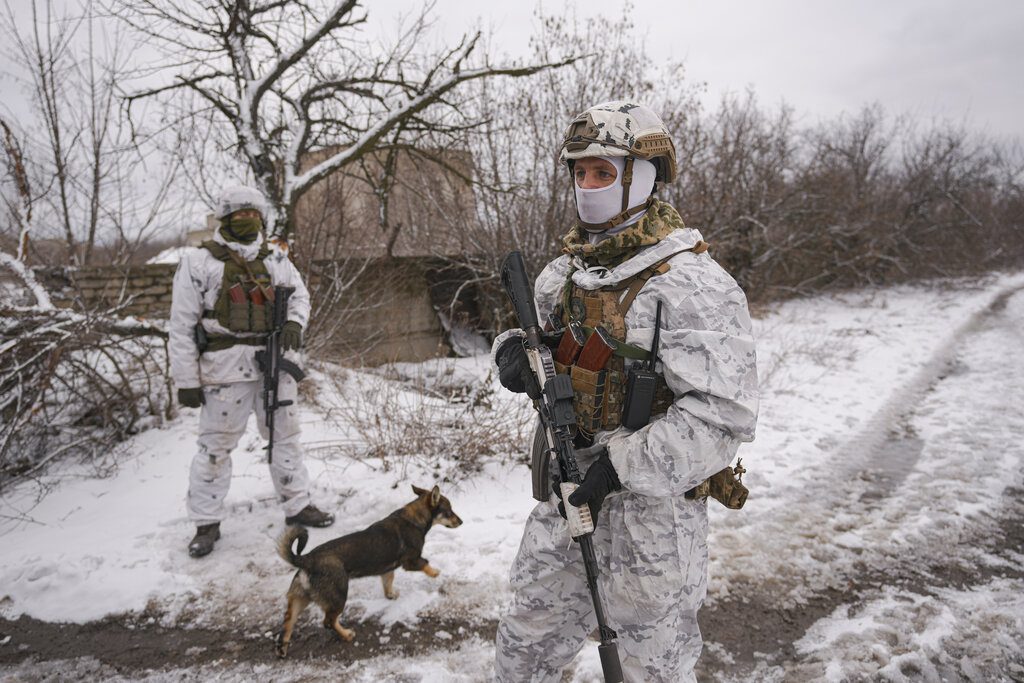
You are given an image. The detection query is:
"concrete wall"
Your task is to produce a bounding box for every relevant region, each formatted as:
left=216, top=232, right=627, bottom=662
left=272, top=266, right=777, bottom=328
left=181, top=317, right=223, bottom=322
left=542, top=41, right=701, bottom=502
left=33, top=259, right=452, bottom=365
left=309, top=258, right=451, bottom=365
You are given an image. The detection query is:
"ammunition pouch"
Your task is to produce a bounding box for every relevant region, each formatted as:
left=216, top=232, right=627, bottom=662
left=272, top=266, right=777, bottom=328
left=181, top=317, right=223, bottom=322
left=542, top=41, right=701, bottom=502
left=686, top=459, right=748, bottom=509
left=202, top=241, right=274, bottom=334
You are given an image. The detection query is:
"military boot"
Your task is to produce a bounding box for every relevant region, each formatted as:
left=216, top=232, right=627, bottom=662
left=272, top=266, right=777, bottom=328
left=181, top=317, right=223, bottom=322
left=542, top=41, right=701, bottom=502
left=285, top=504, right=335, bottom=528
left=188, top=523, right=221, bottom=558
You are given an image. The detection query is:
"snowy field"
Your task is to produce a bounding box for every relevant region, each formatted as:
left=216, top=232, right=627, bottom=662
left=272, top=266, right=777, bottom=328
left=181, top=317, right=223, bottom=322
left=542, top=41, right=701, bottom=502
left=2, top=274, right=1024, bottom=682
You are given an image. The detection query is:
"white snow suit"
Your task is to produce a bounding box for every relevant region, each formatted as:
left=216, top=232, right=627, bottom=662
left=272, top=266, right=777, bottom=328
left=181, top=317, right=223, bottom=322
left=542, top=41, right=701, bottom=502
left=169, top=232, right=313, bottom=523
left=493, top=226, right=759, bottom=682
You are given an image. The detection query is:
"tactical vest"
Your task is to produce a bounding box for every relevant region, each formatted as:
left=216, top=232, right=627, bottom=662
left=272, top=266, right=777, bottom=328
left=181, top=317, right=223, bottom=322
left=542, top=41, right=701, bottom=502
left=201, top=241, right=274, bottom=334
left=555, top=242, right=708, bottom=438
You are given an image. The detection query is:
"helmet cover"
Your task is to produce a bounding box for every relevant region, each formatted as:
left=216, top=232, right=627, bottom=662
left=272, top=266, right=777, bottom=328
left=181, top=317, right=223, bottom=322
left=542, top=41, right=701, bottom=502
left=216, top=185, right=267, bottom=220
left=560, top=101, right=677, bottom=184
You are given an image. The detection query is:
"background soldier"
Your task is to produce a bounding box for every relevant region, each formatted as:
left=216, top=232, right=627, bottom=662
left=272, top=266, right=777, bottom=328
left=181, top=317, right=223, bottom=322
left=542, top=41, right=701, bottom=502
left=492, top=102, right=759, bottom=681
left=169, top=185, right=334, bottom=558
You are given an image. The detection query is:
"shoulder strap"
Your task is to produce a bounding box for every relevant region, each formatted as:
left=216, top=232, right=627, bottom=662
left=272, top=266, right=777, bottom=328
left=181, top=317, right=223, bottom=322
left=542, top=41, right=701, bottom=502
left=615, top=240, right=709, bottom=316
left=201, top=240, right=231, bottom=262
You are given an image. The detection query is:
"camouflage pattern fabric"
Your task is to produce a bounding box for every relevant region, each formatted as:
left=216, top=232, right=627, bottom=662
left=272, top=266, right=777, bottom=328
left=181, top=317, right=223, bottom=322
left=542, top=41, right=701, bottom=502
left=494, top=206, right=759, bottom=682
left=187, top=374, right=310, bottom=524
left=561, top=199, right=681, bottom=268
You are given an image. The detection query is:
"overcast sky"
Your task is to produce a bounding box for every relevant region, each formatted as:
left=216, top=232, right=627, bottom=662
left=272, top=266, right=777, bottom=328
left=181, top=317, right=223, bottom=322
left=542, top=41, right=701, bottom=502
left=372, top=0, right=1023, bottom=142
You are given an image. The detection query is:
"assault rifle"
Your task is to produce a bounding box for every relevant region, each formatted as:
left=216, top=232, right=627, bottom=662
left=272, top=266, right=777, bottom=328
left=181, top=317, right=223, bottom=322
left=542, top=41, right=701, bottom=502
left=500, top=251, right=623, bottom=683
left=255, top=285, right=305, bottom=464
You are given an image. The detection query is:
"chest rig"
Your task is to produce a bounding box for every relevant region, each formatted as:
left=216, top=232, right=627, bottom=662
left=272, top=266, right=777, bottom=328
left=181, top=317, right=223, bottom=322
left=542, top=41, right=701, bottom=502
left=555, top=241, right=708, bottom=439
left=201, top=241, right=274, bottom=334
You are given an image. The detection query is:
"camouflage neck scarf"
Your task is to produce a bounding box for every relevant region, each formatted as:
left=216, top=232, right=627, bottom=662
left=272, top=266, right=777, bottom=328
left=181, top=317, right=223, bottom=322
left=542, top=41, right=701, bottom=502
left=562, top=199, right=684, bottom=268
left=220, top=216, right=262, bottom=244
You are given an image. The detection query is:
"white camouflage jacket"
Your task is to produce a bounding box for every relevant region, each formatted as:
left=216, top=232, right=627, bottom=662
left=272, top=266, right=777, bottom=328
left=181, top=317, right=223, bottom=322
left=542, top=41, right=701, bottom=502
left=169, top=232, right=310, bottom=389
left=502, top=227, right=759, bottom=497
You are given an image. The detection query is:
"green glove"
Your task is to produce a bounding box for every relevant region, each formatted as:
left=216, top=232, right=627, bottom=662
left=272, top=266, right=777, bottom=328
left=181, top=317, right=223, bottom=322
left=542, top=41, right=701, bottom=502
left=178, top=387, right=205, bottom=408
left=281, top=321, right=303, bottom=351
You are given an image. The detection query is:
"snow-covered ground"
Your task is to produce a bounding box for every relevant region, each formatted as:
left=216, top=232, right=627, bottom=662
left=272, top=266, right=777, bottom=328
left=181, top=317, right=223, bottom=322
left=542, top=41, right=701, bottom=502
left=2, top=273, right=1024, bottom=681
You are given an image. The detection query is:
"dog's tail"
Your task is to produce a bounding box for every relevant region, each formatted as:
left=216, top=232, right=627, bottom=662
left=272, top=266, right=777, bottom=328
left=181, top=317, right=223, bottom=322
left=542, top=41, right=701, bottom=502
left=277, top=525, right=309, bottom=568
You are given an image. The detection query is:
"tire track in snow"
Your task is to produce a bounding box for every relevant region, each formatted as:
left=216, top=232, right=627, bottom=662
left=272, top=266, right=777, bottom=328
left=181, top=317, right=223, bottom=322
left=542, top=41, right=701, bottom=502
left=835, top=284, right=1024, bottom=502
left=698, top=283, right=1024, bottom=681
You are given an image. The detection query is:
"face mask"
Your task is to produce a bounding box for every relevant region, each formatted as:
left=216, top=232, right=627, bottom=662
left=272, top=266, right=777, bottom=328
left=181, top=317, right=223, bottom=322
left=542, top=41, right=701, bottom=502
left=573, top=156, right=657, bottom=232
left=221, top=216, right=262, bottom=243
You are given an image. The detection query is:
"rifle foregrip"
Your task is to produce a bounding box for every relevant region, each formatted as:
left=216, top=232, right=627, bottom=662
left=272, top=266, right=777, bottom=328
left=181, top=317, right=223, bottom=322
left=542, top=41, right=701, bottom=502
left=560, top=482, right=595, bottom=537
left=501, top=251, right=540, bottom=333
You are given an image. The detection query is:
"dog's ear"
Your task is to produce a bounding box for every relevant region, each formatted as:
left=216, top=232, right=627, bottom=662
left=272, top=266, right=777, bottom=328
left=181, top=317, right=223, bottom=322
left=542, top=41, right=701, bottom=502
left=430, top=485, right=440, bottom=507
left=412, top=485, right=428, bottom=497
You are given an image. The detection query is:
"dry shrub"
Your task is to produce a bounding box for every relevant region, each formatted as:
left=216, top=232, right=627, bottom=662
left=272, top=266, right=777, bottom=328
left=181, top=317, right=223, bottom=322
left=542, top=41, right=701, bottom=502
left=0, top=307, right=172, bottom=488
left=313, top=361, right=533, bottom=481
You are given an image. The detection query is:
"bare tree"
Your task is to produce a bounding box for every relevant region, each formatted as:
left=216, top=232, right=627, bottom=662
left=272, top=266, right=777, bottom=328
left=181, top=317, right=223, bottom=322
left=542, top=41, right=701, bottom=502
left=0, top=0, right=180, bottom=266
left=0, top=117, right=52, bottom=308
left=117, top=0, right=577, bottom=241
left=0, top=112, right=172, bottom=487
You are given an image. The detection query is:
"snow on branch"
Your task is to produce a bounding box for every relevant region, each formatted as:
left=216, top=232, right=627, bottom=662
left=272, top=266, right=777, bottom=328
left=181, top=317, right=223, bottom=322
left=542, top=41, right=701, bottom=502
left=116, top=0, right=581, bottom=238
left=289, top=39, right=579, bottom=196
left=0, top=252, right=53, bottom=310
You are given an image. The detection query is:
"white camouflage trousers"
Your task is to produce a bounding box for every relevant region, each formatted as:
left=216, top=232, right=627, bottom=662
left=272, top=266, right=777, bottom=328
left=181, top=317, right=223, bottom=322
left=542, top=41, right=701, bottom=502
left=495, top=492, right=707, bottom=683
left=186, top=376, right=311, bottom=524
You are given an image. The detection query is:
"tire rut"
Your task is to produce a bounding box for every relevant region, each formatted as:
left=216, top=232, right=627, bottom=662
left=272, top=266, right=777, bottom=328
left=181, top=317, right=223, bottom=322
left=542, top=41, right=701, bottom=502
left=697, top=284, right=1024, bottom=680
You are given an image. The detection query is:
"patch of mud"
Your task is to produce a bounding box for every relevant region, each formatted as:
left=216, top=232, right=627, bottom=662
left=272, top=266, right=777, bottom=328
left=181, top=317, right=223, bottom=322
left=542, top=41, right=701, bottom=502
left=0, top=612, right=495, bottom=677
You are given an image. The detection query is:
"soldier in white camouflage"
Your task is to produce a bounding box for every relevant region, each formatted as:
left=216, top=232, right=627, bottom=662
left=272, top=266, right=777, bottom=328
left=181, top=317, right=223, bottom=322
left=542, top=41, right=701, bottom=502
left=492, top=101, right=759, bottom=682
left=170, top=185, right=335, bottom=559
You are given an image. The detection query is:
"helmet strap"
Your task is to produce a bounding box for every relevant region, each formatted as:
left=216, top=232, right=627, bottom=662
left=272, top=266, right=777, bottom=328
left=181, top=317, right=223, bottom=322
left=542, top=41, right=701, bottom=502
left=578, top=196, right=654, bottom=233
left=620, top=157, right=634, bottom=213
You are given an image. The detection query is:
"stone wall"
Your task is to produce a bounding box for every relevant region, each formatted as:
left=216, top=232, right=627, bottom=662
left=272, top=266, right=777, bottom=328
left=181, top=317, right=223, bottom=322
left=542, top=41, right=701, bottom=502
left=37, top=264, right=177, bottom=320
left=32, top=258, right=464, bottom=365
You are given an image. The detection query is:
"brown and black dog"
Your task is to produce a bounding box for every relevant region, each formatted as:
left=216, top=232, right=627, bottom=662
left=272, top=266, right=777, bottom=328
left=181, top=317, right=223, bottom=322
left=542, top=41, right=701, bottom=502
left=275, top=484, right=463, bottom=658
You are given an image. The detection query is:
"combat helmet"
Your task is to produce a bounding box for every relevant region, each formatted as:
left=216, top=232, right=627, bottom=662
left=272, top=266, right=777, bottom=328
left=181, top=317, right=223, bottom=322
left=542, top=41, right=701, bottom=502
left=560, top=101, right=677, bottom=230
left=216, top=185, right=267, bottom=220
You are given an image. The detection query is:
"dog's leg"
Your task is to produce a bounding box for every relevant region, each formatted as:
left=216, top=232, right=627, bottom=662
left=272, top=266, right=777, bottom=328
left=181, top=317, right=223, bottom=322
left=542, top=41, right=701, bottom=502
left=276, top=592, right=309, bottom=659
left=403, top=557, right=441, bottom=578
left=325, top=609, right=356, bottom=642
left=381, top=571, right=399, bottom=599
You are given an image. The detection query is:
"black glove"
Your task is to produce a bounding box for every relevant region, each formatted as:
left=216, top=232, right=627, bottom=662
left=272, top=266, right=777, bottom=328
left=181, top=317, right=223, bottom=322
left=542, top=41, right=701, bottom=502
left=178, top=387, right=205, bottom=408
left=554, top=444, right=622, bottom=526
left=281, top=321, right=303, bottom=351
left=495, top=336, right=541, bottom=400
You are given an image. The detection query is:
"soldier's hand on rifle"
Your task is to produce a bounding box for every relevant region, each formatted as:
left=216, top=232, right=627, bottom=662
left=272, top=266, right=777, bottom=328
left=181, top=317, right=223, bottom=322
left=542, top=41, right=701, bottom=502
left=281, top=321, right=303, bottom=351
left=555, top=444, right=622, bottom=526
left=495, top=336, right=542, bottom=400
left=178, top=387, right=205, bottom=408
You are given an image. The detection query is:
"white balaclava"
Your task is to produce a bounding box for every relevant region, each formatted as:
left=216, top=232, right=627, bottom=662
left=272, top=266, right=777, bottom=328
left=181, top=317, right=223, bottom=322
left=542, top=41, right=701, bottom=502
left=574, top=156, right=657, bottom=233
